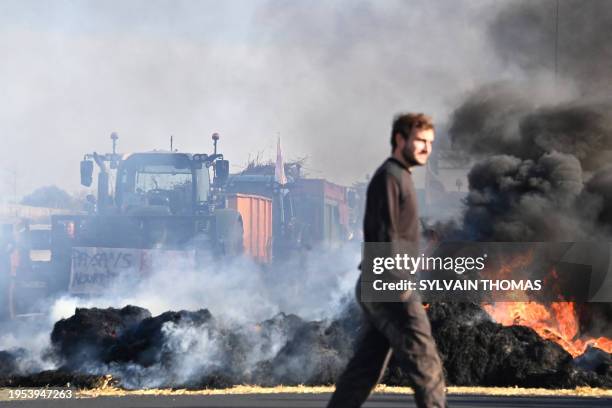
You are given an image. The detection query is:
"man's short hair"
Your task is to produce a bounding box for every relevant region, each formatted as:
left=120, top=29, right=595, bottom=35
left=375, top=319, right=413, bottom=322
left=391, top=113, right=434, bottom=149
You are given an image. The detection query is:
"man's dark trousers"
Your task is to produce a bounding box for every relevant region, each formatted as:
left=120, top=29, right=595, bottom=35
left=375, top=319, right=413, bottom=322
left=327, top=289, right=447, bottom=408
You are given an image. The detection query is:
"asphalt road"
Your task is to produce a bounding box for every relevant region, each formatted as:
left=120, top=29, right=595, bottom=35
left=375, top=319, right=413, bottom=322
left=1, top=393, right=611, bottom=408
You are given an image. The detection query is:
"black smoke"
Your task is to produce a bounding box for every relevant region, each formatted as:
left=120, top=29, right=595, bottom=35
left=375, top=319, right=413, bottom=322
left=490, top=0, right=612, bottom=96
left=450, top=84, right=612, bottom=173
left=445, top=0, right=612, bottom=339
left=449, top=86, right=612, bottom=242
left=463, top=151, right=586, bottom=241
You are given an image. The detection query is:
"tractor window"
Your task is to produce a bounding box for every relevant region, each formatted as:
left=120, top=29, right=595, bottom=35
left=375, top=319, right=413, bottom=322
left=135, top=165, right=192, bottom=193
left=196, top=167, right=210, bottom=202
left=132, top=164, right=192, bottom=214
left=116, top=154, right=200, bottom=215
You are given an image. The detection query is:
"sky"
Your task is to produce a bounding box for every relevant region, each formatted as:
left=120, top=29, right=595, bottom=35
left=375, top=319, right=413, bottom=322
left=0, top=0, right=527, bottom=198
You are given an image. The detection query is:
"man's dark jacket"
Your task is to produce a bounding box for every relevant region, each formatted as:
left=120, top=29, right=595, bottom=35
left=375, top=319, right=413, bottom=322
left=363, top=157, right=420, bottom=244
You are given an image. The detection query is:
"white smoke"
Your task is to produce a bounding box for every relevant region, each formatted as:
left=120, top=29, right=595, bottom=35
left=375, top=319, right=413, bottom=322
left=1, top=239, right=359, bottom=385
left=0, top=0, right=512, bottom=197
left=37, top=244, right=358, bottom=387
left=50, top=243, right=360, bottom=323
left=0, top=318, right=56, bottom=374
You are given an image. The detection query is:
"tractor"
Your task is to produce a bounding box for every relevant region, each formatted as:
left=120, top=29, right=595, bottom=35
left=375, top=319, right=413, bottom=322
left=48, top=133, right=264, bottom=297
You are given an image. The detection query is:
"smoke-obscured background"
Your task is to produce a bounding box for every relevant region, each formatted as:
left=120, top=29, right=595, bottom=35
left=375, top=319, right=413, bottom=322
left=3, top=0, right=612, bottom=389
left=446, top=0, right=612, bottom=242
left=2, top=0, right=514, bottom=198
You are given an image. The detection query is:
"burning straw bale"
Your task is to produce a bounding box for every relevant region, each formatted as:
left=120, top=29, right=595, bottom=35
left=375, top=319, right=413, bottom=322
left=381, top=303, right=612, bottom=389
left=51, top=307, right=219, bottom=372
left=0, top=350, right=22, bottom=377
left=50, top=305, right=152, bottom=369
left=106, top=309, right=214, bottom=367
left=254, top=319, right=355, bottom=386
left=574, top=347, right=612, bottom=379
left=47, top=306, right=237, bottom=389
left=250, top=297, right=361, bottom=386
left=3, top=302, right=610, bottom=390
left=45, top=305, right=361, bottom=388
left=427, top=303, right=574, bottom=388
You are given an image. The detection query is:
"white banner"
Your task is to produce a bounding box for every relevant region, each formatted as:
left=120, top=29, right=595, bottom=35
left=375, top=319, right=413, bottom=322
left=69, top=247, right=195, bottom=295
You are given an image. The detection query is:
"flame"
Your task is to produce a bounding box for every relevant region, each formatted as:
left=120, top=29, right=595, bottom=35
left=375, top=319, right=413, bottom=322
left=484, top=301, right=612, bottom=357
left=482, top=249, right=612, bottom=357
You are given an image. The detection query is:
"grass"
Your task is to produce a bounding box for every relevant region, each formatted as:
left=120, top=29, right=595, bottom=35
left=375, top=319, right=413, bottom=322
left=76, top=384, right=612, bottom=398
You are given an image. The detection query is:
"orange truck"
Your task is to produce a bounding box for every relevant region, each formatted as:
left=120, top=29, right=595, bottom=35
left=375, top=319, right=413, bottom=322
left=227, top=194, right=272, bottom=263
left=225, top=169, right=356, bottom=259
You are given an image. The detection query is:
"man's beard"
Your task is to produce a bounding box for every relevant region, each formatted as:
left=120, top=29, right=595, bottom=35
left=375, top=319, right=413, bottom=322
left=402, top=147, right=422, bottom=167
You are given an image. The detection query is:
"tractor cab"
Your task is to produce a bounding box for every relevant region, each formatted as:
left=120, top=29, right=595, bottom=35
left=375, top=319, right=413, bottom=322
left=79, top=134, right=230, bottom=216
left=115, top=152, right=212, bottom=216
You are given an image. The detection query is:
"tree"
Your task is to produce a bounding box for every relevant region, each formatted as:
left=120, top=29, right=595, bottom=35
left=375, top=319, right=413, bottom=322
left=20, top=185, right=77, bottom=209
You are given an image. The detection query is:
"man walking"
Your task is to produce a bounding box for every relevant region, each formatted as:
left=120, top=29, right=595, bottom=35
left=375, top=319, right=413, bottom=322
left=327, top=113, right=447, bottom=408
